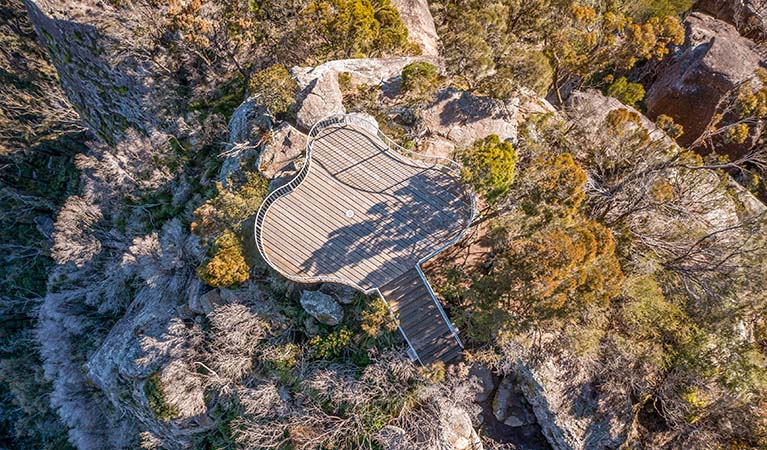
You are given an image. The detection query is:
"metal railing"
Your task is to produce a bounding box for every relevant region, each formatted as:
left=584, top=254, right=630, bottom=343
left=253, top=113, right=476, bottom=357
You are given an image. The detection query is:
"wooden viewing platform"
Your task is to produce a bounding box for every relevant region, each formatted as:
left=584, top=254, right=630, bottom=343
left=254, top=115, right=475, bottom=365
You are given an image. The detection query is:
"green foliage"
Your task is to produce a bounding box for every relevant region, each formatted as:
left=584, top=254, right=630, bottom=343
left=189, top=77, right=246, bottom=121
left=607, top=77, right=645, bottom=107
left=431, top=0, right=685, bottom=95
left=656, top=114, right=684, bottom=139
left=625, top=0, right=695, bottom=20
left=144, top=373, right=180, bottom=421
left=479, top=49, right=553, bottom=98
left=302, top=0, right=411, bottom=60
left=309, top=328, right=354, bottom=359
left=248, top=64, right=297, bottom=117
left=197, top=230, right=251, bottom=287
left=520, top=152, right=587, bottom=223
left=460, top=135, right=517, bottom=204
left=192, top=171, right=268, bottom=240
left=193, top=172, right=267, bottom=287
left=360, top=297, right=397, bottom=337
left=619, top=276, right=711, bottom=371
left=400, top=61, right=440, bottom=98
left=475, top=218, right=624, bottom=329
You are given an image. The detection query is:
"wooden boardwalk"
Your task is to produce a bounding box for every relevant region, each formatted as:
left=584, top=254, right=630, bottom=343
left=380, top=269, right=463, bottom=365
left=257, top=117, right=473, bottom=364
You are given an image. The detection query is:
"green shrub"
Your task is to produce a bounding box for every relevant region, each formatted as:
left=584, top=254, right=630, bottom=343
left=360, top=297, right=397, bottom=337
left=144, top=373, right=180, bottom=421
left=400, top=61, right=440, bottom=98
left=626, top=0, right=695, bottom=20
left=248, top=64, right=297, bottom=116
left=197, top=230, right=250, bottom=288
left=460, top=134, right=517, bottom=204
left=309, top=328, right=354, bottom=359
left=480, top=49, right=553, bottom=98
left=607, top=77, right=646, bottom=107
left=302, top=0, right=412, bottom=59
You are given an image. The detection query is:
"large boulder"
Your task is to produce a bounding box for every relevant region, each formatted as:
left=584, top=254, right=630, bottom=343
left=492, top=376, right=537, bottom=428
left=220, top=99, right=274, bottom=184
left=319, top=282, right=357, bottom=305
left=645, top=12, right=764, bottom=147
left=441, top=406, right=484, bottom=450
left=418, top=87, right=554, bottom=157
left=697, top=0, right=767, bottom=40
left=390, top=0, right=441, bottom=57
left=300, top=290, right=344, bottom=326
left=294, top=70, right=345, bottom=131
left=257, top=122, right=307, bottom=187
left=292, top=56, right=436, bottom=101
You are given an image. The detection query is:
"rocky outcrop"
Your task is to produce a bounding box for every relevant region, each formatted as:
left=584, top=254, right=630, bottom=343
left=492, top=376, right=537, bottom=428
left=295, top=70, right=346, bottom=131
left=300, top=290, right=344, bottom=326
left=292, top=56, right=435, bottom=101
left=569, top=89, right=766, bottom=221
left=418, top=87, right=554, bottom=157
left=257, top=122, right=307, bottom=187
left=220, top=100, right=274, bottom=184
left=645, top=12, right=764, bottom=147
left=441, top=406, right=484, bottom=450
left=390, top=0, right=441, bottom=57
left=24, top=0, right=157, bottom=141
left=697, top=0, right=767, bottom=40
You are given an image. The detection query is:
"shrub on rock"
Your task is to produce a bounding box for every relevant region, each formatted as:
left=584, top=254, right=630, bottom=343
left=248, top=64, right=297, bottom=117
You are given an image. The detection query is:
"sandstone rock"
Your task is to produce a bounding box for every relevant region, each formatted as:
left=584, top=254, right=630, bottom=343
left=25, top=0, right=157, bottom=140
left=304, top=317, right=321, bottom=336
left=376, top=425, right=408, bottom=450
left=469, top=364, right=495, bottom=403
left=491, top=375, right=537, bottom=427
left=418, top=87, right=555, bottom=155
left=697, top=0, right=767, bottom=40
left=390, top=0, right=441, bottom=57
left=442, top=406, right=484, bottom=450
left=292, top=56, right=436, bottom=98
left=300, top=290, right=343, bottom=326
left=257, top=122, right=307, bottom=184
left=345, top=112, right=380, bottom=135
left=645, top=13, right=764, bottom=147
left=295, top=71, right=345, bottom=131
left=220, top=100, right=274, bottom=184
left=514, top=354, right=633, bottom=450
left=189, top=289, right=224, bottom=315
left=319, top=283, right=357, bottom=305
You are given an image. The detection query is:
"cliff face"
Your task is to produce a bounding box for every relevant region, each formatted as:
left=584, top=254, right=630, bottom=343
left=24, top=0, right=159, bottom=141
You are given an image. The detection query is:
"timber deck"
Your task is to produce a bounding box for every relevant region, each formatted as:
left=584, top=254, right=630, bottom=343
left=256, top=116, right=473, bottom=364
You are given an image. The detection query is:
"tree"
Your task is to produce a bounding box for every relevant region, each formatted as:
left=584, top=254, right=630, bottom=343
left=400, top=61, right=440, bottom=98
left=301, top=0, right=412, bottom=60
left=479, top=49, right=554, bottom=98
left=544, top=5, right=684, bottom=102
left=248, top=64, right=298, bottom=117
left=460, top=135, right=517, bottom=205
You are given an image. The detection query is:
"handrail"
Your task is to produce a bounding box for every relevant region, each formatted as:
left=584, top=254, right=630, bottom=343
left=253, top=113, right=477, bottom=359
